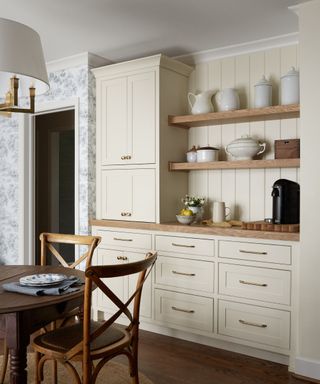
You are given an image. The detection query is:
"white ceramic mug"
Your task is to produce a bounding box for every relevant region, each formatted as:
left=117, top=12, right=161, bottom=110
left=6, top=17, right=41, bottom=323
left=212, top=201, right=230, bottom=222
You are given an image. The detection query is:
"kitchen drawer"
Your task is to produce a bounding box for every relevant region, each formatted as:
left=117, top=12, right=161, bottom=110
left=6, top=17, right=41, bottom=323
left=218, top=300, right=290, bottom=349
left=96, top=229, right=152, bottom=250
left=155, top=235, right=214, bottom=257
left=155, top=289, right=213, bottom=332
left=219, top=263, right=291, bottom=305
left=219, top=240, right=291, bottom=265
left=155, top=256, right=214, bottom=292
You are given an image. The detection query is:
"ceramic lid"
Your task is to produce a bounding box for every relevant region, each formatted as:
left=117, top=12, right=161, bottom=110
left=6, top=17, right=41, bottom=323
left=254, top=75, right=272, bottom=87
left=197, top=145, right=219, bottom=151
left=281, top=66, right=299, bottom=79
left=186, top=145, right=197, bottom=153
left=227, top=135, right=260, bottom=147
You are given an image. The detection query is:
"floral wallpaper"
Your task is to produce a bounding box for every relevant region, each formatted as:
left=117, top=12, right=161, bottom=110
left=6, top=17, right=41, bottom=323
left=0, top=63, right=96, bottom=264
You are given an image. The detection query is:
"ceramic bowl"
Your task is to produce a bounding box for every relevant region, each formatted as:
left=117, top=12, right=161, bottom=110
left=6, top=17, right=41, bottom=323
left=176, top=214, right=194, bottom=225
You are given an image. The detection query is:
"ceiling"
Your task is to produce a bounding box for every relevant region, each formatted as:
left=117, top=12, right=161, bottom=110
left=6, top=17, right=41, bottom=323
left=0, top=0, right=308, bottom=63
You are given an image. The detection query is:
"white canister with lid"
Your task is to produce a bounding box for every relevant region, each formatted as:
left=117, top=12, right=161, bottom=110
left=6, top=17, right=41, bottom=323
left=254, top=75, right=272, bottom=108
left=281, top=67, right=299, bottom=105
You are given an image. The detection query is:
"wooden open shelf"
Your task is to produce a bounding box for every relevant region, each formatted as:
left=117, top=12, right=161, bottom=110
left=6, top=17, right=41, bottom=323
left=168, top=104, right=300, bottom=128
left=169, top=158, right=300, bottom=171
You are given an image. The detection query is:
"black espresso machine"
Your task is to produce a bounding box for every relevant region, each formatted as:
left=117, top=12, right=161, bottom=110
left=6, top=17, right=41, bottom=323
left=272, top=179, right=300, bottom=224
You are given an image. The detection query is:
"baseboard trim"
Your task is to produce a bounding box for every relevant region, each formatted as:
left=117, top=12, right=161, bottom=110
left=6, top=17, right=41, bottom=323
left=294, top=357, right=320, bottom=381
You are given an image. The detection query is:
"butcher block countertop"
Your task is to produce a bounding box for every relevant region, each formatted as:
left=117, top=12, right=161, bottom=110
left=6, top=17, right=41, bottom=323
left=90, top=219, right=299, bottom=242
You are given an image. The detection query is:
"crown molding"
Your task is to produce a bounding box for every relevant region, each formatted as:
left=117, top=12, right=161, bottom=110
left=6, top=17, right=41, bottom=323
left=174, top=33, right=299, bottom=65
left=46, top=52, right=112, bottom=73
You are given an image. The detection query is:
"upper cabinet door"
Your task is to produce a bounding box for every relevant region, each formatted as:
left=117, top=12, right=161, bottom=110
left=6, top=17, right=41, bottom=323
left=100, top=77, right=127, bottom=165
left=127, top=71, right=156, bottom=164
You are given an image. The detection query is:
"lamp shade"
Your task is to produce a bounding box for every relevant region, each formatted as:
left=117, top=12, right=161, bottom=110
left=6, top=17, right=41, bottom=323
left=0, top=18, right=49, bottom=97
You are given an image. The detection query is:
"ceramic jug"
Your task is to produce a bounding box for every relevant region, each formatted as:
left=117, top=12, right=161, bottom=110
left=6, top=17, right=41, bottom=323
left=215, top=88, right=240, bottom=111
left=188, top=91, right=215, bottom=114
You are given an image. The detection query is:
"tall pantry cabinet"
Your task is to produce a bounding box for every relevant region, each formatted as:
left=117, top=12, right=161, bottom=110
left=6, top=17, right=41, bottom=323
left=93, top=54, right=193, bottom=223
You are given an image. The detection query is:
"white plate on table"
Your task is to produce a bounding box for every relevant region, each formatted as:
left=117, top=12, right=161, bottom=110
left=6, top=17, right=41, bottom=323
left=19, top=274, right=68, bottom=287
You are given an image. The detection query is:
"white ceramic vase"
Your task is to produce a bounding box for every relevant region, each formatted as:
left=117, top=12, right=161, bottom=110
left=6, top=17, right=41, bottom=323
left=188, top=206, right=203, bottom=223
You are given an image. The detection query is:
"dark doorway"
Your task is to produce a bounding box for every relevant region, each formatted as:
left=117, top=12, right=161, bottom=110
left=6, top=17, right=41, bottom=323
left=35, top=109, right=75, bottom=265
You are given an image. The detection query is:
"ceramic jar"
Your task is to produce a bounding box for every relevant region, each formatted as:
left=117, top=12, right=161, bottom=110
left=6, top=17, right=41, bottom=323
left=186, top=146, right=197, bottom=162
left=196, top=145, right=219, bottom=162
left=225, top=135, right=266, bottom=160
left=281, top=67, right=299, bottom=105
left=254, top=75, right=272, bottom=108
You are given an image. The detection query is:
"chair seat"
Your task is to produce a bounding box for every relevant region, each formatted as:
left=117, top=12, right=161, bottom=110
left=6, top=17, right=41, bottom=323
left=33, top=322, right=129, bottom=354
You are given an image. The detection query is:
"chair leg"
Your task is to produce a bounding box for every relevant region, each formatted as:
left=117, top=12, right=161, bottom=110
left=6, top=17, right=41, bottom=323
left=0, top=340, right=9, bottom=384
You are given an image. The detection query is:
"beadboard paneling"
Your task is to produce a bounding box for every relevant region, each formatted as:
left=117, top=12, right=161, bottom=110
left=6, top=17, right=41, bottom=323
left=188, top=45, right=299, bottom=221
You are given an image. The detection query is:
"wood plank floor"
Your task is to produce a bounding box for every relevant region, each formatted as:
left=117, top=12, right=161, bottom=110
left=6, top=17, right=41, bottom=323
left=1, top=330, right=313, bottom=383
left=117, top=330, right=313, bottom=384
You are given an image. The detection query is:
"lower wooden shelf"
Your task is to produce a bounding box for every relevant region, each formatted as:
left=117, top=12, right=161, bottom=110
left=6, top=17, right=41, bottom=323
left=169, top=158, right=300, bottom=171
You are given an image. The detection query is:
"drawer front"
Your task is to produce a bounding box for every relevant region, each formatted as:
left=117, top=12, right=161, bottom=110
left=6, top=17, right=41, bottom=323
left=155, top=256, right=214, bottom=292
left=155, top=235, right=214, bottom=257
left=219, top=240, right=291, bottom=265
left=97, top=229, right=152, bottom=250
left=155, top=289, right=213, bottom=332
left=218, top=300, right=290, bottom=349
left=219, top=263, right=291, bottom=305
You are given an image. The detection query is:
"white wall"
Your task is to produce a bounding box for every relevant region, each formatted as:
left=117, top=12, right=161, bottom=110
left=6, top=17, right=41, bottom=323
left=187, top=46, right=300, bottom=221
left=295, top=0, right=320, bottom=380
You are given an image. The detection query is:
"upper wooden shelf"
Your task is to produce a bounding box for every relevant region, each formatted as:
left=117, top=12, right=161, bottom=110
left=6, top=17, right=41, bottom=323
left=168, top=104, right=300, bottom=128
left=169, top=158, right=300, bottom=171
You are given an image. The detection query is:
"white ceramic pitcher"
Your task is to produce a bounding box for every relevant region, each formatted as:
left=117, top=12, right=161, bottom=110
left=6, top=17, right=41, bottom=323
left=188, top=91, right=215, bottom=114
left=215, top=88, right=240, bottom=111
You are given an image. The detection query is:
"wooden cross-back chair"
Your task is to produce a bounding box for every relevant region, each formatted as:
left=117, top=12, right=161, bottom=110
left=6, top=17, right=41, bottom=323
left=0, top=232, right=101, bottom=384
left=32, top=251, right=157, bottom=384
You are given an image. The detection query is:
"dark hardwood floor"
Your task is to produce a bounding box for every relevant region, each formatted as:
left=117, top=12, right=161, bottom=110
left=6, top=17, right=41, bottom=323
left=1, top=330, right=313, bottom=383
left=118, top=330, right=313, bottom=384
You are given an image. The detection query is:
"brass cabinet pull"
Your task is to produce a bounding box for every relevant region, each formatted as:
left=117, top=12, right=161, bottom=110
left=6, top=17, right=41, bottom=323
left=239, top=249, right=267, bottom=255
left=239, top=280, right=268, bottom=287
left=239, top=319, right=267, bottom=328
left=172, top=243, right=195, bottom=248
left=121, top=212, right=132, bottom=217
left=172, top=306, right=195, bottom=314
left=117, top=256, right=128, bottom=261
left=120, top=155, right=132, bottom=160
left=121, top=155, right=126, bottom=160
left=113, top=237, right=133, bottom=242
left=172, top=270, right=196, bottom=277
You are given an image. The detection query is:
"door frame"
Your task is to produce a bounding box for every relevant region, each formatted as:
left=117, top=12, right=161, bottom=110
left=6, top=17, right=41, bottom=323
left=19, top=98, right=80, bottom=265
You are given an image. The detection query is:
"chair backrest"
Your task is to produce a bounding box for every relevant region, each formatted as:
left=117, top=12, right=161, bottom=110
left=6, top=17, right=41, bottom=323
left=39, top=233, right=101, bottom=269
left=62, top=252, right=157, bottom=374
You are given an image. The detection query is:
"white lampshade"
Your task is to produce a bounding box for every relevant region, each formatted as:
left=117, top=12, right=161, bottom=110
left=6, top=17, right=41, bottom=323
left=0, top=18, right=49, bottom=97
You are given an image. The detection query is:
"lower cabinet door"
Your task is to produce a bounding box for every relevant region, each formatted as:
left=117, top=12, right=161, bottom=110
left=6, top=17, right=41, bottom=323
left=218, top=300, right=290, bottom=349
left=155, top=289, right=213, bottom=332
left=101, top=168, right=156, bottom=222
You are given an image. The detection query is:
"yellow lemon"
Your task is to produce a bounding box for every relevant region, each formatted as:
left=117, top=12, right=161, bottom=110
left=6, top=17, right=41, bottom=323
left=184, top=209, right=193, bottom=216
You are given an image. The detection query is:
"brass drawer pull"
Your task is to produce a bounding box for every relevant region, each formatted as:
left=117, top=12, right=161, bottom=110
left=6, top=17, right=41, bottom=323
left=172, top=306, right=195, bottom=314
left=239, top=319, right=267, bottom=328
left=172, top=243, right=195, bottom=248
left=239, top=280, right=268, bottom=287
left=120, top=155, right=132, bottom=160
left=121, top=212, right=132, bottom=217
left=172, top=270, right=196, bottom=277
left=239, top=249, right=267, bottom=255
left=121, top=155, right=126, bottom=160
left=113, top=237, right=133, bottom=242
left=117, top=256, right=128, bottom=261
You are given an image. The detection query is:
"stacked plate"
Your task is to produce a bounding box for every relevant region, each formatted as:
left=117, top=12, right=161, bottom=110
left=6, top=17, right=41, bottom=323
left=19, top=273, right=67, bottom=287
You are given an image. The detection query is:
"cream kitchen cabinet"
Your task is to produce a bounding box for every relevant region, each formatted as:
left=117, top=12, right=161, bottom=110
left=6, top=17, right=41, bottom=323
left=93, top=55, right=193, bottom=223
left=98, top=71, right=156, bottom=166
left=100, top=168, right=156, bottom=222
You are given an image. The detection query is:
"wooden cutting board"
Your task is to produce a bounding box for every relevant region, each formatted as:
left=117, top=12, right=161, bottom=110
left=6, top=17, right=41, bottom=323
left=242, top=220, right=300, bottom=233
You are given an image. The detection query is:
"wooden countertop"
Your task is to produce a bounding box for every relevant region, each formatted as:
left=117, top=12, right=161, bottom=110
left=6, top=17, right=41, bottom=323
left=90, top=219, right=299, bottom=241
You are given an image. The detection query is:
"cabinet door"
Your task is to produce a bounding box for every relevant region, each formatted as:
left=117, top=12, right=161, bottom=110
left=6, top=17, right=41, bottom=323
left=100, top=77, right=127, bottom=165
left=93, top=249, right=127, bottom=313
left=101, top=168, right=156, bottom=222
left=128, top=252, right=153, bottom=319
left=127, top=71, right=156, bottom=164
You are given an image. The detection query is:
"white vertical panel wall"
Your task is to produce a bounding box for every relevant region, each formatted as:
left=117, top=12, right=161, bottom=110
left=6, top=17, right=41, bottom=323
left=187, top=45, right=299, bottom=221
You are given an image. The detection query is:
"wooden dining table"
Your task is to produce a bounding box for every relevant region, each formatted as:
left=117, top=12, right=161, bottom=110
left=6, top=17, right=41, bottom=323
left=0, top=265, right=86, bottom=384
